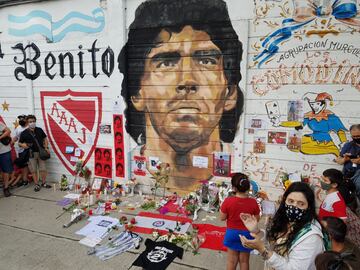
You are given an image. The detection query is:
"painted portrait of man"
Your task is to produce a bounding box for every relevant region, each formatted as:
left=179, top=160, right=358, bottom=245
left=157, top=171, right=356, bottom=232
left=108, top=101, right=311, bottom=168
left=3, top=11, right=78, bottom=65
left=119, top=0, right=244, bottom=192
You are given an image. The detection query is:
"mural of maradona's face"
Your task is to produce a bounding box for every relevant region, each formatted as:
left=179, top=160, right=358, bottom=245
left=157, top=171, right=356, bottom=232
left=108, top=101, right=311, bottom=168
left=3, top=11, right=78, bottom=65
left=133, top=26, right=237, bottom=153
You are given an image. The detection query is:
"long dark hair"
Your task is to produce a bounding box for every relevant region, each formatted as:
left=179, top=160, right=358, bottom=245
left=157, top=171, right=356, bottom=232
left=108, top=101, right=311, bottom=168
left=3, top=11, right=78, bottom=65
left=266, top=182, right=317, bottom=252
left=323, top=169, right=353, bottom=205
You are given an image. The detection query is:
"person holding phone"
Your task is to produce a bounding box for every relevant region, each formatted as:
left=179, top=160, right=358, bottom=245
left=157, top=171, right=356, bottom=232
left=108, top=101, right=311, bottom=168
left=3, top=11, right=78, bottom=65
left=336, top=124, right=360, bottom=179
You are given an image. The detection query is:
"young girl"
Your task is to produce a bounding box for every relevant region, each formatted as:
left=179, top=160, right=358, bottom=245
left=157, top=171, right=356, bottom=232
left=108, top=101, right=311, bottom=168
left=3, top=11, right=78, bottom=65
left=318, top=169, right=351, bottom=220
left=220, top=173, right=260, bottom=270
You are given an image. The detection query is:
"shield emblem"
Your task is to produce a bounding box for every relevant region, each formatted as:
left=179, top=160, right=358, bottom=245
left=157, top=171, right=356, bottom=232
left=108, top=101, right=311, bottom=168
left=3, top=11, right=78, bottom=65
left=40, top=89, right=102, bottom=175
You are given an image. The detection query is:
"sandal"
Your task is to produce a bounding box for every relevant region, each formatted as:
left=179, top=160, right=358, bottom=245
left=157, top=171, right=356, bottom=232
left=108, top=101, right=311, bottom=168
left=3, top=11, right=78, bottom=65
left=34, top=184, right=41, bottom=192
left=41, top=183, right=52, bottom=189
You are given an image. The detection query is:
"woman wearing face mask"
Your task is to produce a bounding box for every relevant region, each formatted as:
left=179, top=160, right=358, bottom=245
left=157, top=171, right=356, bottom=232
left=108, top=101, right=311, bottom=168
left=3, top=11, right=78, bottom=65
left=240, top=182, right=325, bottom=270
left=18, top=115, right=51, bottom=192
left=318, top=169, right=352, bottom=220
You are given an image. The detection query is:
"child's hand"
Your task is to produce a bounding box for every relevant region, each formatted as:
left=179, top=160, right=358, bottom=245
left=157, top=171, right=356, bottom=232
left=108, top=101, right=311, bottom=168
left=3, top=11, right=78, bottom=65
left=240, top=213, right=259, bottom=233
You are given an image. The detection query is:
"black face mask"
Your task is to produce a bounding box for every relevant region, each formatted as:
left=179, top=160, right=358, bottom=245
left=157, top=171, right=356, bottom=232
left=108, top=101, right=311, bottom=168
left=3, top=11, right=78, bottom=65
left=18, top=120, right=26, bottom=127
left=352, top=137, right=360, bottom=144
left=285, top=204, right=308, bottom=223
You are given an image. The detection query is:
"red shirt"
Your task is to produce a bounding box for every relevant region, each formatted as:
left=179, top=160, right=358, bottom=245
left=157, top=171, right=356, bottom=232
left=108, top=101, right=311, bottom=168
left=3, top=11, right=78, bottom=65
left=220, top=196, right=260, bottom=230
left=318, top=191, right=347, bottom=220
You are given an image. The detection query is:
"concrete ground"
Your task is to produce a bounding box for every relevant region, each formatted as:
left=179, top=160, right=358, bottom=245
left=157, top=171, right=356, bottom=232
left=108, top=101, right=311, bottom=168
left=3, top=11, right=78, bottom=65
left=0, top=184, right=264, bottom=270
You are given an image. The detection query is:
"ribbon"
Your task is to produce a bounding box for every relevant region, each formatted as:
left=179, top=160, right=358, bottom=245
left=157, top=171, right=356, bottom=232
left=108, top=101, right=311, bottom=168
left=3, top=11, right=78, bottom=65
left=254, top=0, right=360, bottom=67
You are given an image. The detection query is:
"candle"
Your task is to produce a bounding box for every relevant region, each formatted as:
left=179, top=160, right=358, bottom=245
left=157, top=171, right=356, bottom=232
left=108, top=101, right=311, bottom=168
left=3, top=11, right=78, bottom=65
left=89, top=194, right=94, bottom=205
left=87, top=192, right=90, bottom=208
left=53, top=183, right=56, bottom=192
left=104, top=188, right=108, bottom=201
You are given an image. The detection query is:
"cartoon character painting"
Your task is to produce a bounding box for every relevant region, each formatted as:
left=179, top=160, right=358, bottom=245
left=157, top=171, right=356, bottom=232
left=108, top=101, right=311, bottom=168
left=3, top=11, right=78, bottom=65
left=289, top=92, right=347, bottom=156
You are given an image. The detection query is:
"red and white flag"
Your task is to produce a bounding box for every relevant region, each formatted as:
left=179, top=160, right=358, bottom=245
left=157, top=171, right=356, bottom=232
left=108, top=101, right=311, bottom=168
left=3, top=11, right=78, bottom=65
left=132, top=212, right=192, bottom=235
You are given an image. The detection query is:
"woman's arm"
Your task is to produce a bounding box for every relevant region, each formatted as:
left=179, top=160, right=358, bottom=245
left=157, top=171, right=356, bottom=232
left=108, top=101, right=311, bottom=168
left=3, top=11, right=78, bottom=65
left=0, top=127, right=10, bottom=139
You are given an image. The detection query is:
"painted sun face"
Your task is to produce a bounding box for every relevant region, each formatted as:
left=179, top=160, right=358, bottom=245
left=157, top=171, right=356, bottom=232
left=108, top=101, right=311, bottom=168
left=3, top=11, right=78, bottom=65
left=134, top=26, right=237, bottom=152
left=309, top=101, right=325, bottom=114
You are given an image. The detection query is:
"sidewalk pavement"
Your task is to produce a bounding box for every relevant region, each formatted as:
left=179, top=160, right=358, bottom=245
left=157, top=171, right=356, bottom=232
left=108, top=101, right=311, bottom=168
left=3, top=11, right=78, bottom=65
left=0, top=184, right=264, bottom=270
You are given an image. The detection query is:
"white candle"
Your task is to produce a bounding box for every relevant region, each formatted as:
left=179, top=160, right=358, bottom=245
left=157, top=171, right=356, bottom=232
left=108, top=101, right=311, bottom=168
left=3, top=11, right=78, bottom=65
left=89, top=194, right=94, bottom=205
left=104, top=188, right=108, bottom=200
left=87, top=192, right=90, bottom=208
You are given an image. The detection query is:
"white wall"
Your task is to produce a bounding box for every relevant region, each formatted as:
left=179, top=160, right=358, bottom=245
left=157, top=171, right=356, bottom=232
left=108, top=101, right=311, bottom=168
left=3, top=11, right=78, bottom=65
left=0, top=0, right=359, bottom=200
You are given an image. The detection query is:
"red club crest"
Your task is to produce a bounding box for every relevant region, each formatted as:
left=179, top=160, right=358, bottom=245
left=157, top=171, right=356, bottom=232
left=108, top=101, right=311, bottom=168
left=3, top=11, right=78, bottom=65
left=40, top=89, right=102, bottom=174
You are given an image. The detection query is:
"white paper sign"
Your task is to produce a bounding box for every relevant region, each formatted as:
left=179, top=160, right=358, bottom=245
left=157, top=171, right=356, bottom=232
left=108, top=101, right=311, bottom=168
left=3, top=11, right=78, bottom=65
left=64, top=193, right=81, bottom=200
left=74, top=148, right=81, bottom=157
left=92, top=178, right=102, bottom=190
left=79, top=235, right=102, bottom=247
left=288, top=173, right=301, bottom=182
left=192, top=156, right=208, bottom=168
left=70, top=156, right=79, bottom=162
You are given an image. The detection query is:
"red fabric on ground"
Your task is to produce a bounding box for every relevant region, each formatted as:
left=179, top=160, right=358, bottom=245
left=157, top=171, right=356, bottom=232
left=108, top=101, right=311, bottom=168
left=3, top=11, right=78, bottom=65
left=161, top=201, right=180, bottom=213
left=195, top=223, right=227, bottom=251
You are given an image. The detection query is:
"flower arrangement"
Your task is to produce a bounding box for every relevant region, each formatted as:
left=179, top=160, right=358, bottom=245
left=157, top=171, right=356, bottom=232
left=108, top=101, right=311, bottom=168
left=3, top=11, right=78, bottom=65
left=60, top=174, right=69, bottom=191
left=151, top=224, right=205, bottom=255
left=120, top=215, right=137, bottom=232
left=151, top=162, right=171, bottom=198
left=75, top=159, right=92, bottom=181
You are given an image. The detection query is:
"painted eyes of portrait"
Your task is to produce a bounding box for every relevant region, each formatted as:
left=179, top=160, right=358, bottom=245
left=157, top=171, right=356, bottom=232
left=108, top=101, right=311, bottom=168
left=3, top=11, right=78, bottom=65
left=151, top=50, right=222, bottom=70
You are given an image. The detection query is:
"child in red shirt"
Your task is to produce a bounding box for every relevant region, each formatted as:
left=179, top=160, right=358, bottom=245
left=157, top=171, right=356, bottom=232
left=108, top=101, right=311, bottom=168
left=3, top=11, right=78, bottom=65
left=220, top=173, right=260, bottom=270
left=318, top=169, right=349, bottom=220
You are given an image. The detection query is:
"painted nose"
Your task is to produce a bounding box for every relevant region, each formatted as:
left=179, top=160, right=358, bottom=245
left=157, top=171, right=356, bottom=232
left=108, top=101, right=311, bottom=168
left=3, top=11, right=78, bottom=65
left=176, top=57, right=198, bottom=94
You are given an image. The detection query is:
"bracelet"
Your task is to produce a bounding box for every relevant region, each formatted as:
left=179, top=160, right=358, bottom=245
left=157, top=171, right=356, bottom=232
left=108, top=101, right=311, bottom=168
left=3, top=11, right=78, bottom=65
left=261, top=248, right=270, bottom=260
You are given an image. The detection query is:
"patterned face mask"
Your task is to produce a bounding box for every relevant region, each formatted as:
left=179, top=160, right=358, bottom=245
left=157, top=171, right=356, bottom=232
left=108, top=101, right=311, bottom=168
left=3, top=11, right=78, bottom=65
left=285, top=204, right=308, bottom=222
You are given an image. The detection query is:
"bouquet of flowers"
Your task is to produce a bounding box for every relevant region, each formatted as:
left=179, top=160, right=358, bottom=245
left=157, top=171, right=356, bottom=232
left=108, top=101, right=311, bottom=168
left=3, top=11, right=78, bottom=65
left=75, top=160, right=92, bottom=181
left=151, top=162, right=171, bottom=198
left=151, top=224, right=205, bottom=255
left=72, top=160, right=92, bottom=192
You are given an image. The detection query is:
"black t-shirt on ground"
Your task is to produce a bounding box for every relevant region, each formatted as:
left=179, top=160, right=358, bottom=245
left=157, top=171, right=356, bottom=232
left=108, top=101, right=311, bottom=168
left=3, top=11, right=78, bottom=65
left=19, top=127, right=47, bottom=152
left=132, top=239, right=184, bottom=270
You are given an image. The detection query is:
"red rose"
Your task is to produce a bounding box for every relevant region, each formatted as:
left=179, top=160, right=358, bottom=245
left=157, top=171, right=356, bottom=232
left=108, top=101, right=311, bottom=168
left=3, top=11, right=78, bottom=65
left=130, top=217, right=136, bottom=225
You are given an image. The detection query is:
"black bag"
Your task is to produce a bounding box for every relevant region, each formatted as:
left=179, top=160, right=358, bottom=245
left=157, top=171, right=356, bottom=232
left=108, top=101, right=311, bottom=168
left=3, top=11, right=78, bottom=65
left=38, top=147, right=50, bottom=160
left=14, top=149, right=30, bottom=167
left=0, top=132, right=11, bottom=145
left=31, top=132, right=50, bottom=160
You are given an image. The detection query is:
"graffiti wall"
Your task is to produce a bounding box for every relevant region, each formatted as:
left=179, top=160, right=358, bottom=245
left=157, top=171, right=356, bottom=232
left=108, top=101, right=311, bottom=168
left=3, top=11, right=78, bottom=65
left=0, top=0, right=359, bottom=200
left=245, top=0, right=360, bottom=199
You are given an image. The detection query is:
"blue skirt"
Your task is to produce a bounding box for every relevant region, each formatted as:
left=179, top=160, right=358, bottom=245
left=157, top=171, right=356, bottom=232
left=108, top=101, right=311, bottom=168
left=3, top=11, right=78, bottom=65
left=223, top=228, right=253, bottom=252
